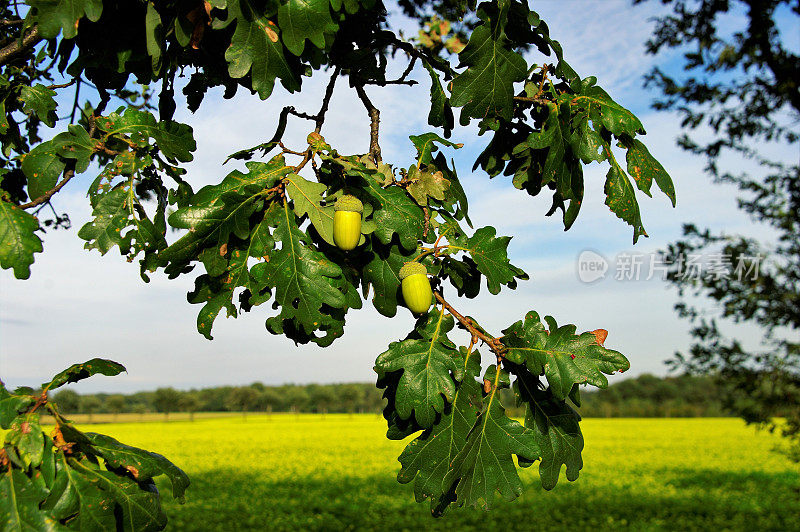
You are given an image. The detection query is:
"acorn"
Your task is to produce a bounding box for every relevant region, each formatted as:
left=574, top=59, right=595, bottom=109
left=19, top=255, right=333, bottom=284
left=333, top=195, right=363, bottom=251
left=399, top=262, right=432, bottom=314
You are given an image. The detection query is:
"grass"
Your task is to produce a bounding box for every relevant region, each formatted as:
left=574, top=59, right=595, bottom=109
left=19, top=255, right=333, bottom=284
left=69, top=415, right=799, bottom=531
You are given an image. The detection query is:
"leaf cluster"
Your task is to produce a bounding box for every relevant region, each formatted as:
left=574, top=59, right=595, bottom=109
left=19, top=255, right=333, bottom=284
left=1, top=359, right=188, bottom=531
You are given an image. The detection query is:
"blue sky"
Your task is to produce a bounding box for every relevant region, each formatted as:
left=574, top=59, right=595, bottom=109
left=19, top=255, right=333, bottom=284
left=1, top=1, right=794, bottom=393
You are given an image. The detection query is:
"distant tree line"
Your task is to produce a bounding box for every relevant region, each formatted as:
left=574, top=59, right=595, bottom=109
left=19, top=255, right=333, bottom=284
left=50, top=374, right=737, bottom=419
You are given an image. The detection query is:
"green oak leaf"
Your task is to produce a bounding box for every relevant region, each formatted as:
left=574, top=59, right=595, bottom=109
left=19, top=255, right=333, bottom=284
left=605, top=158, right=647, bottom=243
left=187, top=273, right=238, bottom=340
left=43, top=358, right=126, bottom=391
left=0, top=469, right=61, bottom=532
left=397, top=347, right=482, bottom=506
left=443, top=365, right=538, bottom=510
left=78, top=182, right=165, bottom=258
left=514, top=372, right=583, bottom=490
left=27, top=0, right=103, bottom=39
left=277, top=0, right=338, bottom=56
left=97, top=109, right=195, bottom=162
left=21, top=125, right=93, bottom=201
left=225, top=0, right=301, bottom=99
left=250, top=201, right=346, bottom=337
left=162, top=190, right=263, bottom=265
left=374, top=308, right=464, bottom=428
left=82, top=432, right=189, bottom=501
left=501, top=310, right=630, bottom=399
left=19, top=84, right=58, bottom=128
left=406, top=166, right=450, bottom=206
left=65, top=457, right=167, bottom=531
left=161, top=157, right=289, bottom=269
left=0, top=200, right=43, bottom=280
left=569, top=109, right=605, bottom=164
left=450, top=23, right=527, bottom=123
left=409, top=133, right=462, bottom=167
left=450, top=226, right=526, bottom=294
left=4, top=413, right=45, bottom=469
left=0, top=383, right=34, bottom=430
left=193, top=157, right=292, bottom=206
left=285, top=172, right=335, bottom=245
left=422, top=60, right=454, bottom=137
left=560, top=85, right=644, bottom=138
left=623, top=137, right=676, bottom=206
left=362, top=242, right=414, bottom=317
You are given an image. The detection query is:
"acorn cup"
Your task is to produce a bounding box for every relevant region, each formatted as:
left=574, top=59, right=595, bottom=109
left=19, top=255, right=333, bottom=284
left=399, top=262, right=433, bottom=314
left=333, top=195, right=363, bottom=251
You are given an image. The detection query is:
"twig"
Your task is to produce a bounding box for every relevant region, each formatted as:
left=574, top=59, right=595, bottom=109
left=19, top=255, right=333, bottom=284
left=68, top=78, right=81, bottom=124
left=513, top=96, right=551, bottom=105
left=0, top=19, right=24, bottom=27
left=0, top=25, right=41, bottom=66
left=45, top=78, right=77, bottom=90
left=354, top=83, right=382, bottom=164
left=433, top=292, right=506, bottom=355
left=367, top=56, right=418, bottom=86
left=314, top=67, right=339, bottom=133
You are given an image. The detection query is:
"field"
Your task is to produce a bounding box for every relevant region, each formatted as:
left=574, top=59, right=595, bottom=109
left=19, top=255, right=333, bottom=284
left=69, top=415, right=798, bottom=531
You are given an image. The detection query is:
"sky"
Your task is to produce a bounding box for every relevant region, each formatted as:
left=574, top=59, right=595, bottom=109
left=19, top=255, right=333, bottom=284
left=1, top=1, right=795, bottom=393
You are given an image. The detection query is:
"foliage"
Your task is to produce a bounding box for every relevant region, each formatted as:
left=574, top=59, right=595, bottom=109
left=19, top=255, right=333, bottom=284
left=0, top=0, right=675, bottom=523
left=0, top=360, right=188, bottom=531
left=637, top=0, right=799, bottom=459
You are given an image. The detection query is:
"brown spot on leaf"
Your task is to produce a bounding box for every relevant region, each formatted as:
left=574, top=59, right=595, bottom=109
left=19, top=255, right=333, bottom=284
left=483, top=379, right=492, bottom=393
left=591, top=329, right=608, bottom=346
left=21, top=422, right=31, bottom=434
left=219, top=243, right=227, bottom=256
left=126, top=466, right=140, bottom=478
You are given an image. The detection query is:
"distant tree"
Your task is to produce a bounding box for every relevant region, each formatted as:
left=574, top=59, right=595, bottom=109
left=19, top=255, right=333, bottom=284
left=178, top=393, right=201, bottom=422
left=53, top=389, right=80, bottom=414
left=258, top=388, right=284, bottom=415
left=339, top=384, right=363, bottom=416
left=80, top=395, right=101, bottom=423
left=226, top=387, right=260, bottom=419
left=284, top=386, right=309, bottom=415
left=636, top=0, right=799, bottom=460
left=152, top=388, right=181, bottom=420
left=106, top=394, right=126, bottom=421
left=307, top=384, right=336, bottom=416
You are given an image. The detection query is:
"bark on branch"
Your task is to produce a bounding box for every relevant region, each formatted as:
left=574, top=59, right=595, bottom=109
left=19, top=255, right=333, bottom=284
left=354, top=83, right=382, bottom=165
left=0, top=25, right=41, bottom=66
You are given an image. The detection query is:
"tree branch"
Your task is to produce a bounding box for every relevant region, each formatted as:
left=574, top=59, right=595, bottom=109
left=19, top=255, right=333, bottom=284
left=0, top=25, right=41, bottom=66
left=433, top=291, right=506, bottom=355
left=354, top=83, right=382, bottom=164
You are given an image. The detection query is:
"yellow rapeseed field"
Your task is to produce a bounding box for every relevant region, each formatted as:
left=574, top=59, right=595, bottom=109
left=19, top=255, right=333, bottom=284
left=72, top=415, right=799, bottom=531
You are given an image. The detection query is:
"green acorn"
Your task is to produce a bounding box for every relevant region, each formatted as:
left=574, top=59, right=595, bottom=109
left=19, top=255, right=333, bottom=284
left=333, top=195, right=363, bottom=251
left=399, top=262, right=432, bottom=314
